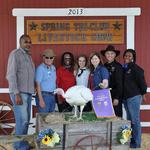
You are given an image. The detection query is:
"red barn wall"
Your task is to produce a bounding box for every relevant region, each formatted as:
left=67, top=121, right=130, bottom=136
left=0, top=0, right=150, bottom=132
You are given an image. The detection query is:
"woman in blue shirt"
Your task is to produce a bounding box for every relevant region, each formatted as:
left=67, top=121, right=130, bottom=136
left=89, top=52, right=109, bottom=90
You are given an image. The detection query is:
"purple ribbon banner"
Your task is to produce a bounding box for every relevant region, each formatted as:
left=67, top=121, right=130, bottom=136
left=92, top=89, right=115, bottom=118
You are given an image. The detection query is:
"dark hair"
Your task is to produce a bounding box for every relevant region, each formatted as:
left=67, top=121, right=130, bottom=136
left=123, top=49, right=136, bottom=62
left=19, top=34, right=31, bottom=44
left=77, top=54, right=88, bottom=68
left=89, top=52, right=102, bottom=72
left=61, top=52, right=75, bottom=70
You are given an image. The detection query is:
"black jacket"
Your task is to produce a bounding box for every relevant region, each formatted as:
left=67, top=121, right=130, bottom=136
left=123, top=62, right=147, bottom=99
left=104, top=61, right=123, bottom=100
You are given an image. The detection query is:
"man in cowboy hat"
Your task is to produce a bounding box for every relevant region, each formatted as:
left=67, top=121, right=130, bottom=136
left=35, top=49, right=57, bottom=113
left=101, top=45, right=123, bottom=117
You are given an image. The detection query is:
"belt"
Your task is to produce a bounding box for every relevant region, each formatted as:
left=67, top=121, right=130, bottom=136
left=41, top=91, right=54, bottom=95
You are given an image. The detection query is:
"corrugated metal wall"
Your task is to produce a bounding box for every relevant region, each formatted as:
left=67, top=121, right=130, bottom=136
left=0, top=0, right=150, bottom=132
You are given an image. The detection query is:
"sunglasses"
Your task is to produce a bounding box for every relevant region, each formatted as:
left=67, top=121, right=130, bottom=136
left=45, top=56, right=54, bottom=59
left=24, top=41, right=32, bottom=44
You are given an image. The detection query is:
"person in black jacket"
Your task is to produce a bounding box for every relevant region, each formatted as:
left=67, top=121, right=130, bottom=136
left=122, top=49, right=147, bottom=148
left=101, top=45, right=123, bottom=117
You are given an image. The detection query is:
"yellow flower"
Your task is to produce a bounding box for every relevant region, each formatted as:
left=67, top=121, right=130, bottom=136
left=41, top=135, right=52, bottom=145
left=125, top=130, right=131, bottom=137
left=122, top=129, right=131, bottom=141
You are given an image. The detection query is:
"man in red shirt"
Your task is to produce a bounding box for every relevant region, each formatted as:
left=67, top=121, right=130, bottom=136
left=57, top=52, right=76, bottom=112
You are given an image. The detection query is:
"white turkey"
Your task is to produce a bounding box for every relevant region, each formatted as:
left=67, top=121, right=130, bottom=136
left=54, top=85, right=93, bottom=120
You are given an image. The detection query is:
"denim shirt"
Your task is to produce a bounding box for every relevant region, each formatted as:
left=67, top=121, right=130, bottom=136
left=35, top=63, right=56, bottom=92
left=92, top=65, right=109, bottom=90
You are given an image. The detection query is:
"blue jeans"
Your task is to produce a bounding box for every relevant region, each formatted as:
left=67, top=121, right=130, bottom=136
left=10, top=92, right=32, bottom=150
left=123, top=95, right=142, bottom=148
left=36, top=92, right=55, bottom=112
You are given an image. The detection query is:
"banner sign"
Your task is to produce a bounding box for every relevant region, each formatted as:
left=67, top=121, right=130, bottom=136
left=27, top=19, right=124, bottom=44
left=92, top=89, right=115, bottom=118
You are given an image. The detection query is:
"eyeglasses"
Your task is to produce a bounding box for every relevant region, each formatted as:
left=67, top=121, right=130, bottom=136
left=45, top=56, right=54, bottom=60
left=24, top=41, right=32, bottom=44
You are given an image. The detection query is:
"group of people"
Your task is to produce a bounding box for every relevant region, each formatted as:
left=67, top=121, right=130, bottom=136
left=6, top=34, right=147, bottom=149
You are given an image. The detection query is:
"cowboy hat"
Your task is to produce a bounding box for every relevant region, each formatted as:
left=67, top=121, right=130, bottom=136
left=101, top=45, right=120, bottom=57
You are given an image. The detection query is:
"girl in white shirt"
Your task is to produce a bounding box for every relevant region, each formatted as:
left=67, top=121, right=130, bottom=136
left=75, top=54, right=92, bottom=111
left=75, top=55, right=90, bottom=87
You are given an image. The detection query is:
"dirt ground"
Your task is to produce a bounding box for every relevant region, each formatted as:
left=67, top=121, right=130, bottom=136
left=0, top=134, right=150, bottom=150
left=130, top=133, right=150, bottom=150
